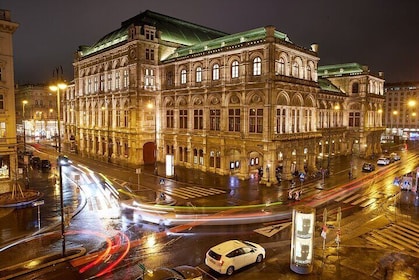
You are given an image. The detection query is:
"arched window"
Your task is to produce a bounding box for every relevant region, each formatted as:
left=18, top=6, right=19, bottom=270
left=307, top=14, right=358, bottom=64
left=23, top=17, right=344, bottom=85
left=212, top=64, right=220, bottom=80
left=352, top=82, right=359, bottom=94
left=231, top=60, right=239, bottom=78
left=196, top=67, right=202, bottom=83
left=253, top=57, right=261, bottom=76
left=292, top=62, right=299, bottom=77
left=180, top=69, right=187, bottom=84
left=278, top=58, right=285, bottom=75
left=307, top=66, right=312, bottom=80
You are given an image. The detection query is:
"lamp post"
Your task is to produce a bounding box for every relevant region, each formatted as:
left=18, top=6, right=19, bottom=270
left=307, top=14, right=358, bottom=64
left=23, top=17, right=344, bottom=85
left=147, top=100, right=158, bottom=175
left=22, top=100, right=28, bottom=187
left=49, top=80, right=67, bottom=257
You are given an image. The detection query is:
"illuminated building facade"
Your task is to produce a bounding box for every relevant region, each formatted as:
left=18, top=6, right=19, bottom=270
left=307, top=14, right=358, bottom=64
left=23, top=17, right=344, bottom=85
left=0, top=9, right=18, bottom=191
left=15, top=84, right=59, bottom=141
left=66, top=10, right=385, bottom=184
left=384, top=81, right=419, bottom=142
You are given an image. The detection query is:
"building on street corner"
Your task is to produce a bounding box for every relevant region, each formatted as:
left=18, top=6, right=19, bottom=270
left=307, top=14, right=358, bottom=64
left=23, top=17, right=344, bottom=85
left=0, top=9, right=18, bottom=192
left=63, top=10, right=385, bottom=185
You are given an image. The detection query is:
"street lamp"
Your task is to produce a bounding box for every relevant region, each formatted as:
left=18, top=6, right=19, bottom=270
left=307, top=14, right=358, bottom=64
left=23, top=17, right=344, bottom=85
left=147, top=100, right=158, bottom=175
left=49, top=80, right=67, bottom=257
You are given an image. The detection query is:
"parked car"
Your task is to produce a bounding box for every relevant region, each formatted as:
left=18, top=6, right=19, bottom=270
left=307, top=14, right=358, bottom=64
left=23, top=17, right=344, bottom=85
left=362, top=162, right=375, bottom=172
left=376, top=157, right=390, bottom=165
left=390, top=152, right=401, bottom=161
left=205, top=240, right=265, bottom=275
left=41, top=159, right=51, bottom=172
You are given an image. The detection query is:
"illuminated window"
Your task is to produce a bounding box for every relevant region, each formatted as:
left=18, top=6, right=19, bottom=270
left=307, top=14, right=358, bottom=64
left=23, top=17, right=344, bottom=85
left=212, top=64, right=219, bottom=80
left=276, top=108, right=286, bottom=133
left=196, top=67, right=202, bottom=83
left=100, top=74, right=105, bottom=91
left=123, top=69, right=129, bottom=88
left=145, top=68, right=154, bottom=87
left=180, top=69, right=187, bottom=84
left=115, top=71, right=120, bottom=90
left=253, top=57, right=261, bottom=76
left=0, top=122, right=5, bottom=138
left=231, top=60, right=239, bottom=78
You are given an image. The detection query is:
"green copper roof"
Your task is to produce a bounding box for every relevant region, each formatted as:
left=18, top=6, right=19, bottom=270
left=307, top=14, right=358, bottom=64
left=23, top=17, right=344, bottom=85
left=318, top=78, right=345, bottom=94
left=317, top=63, right=367, bottom=77
left=164, top=27, right=291, bottom=61
left=79, top=10, right=228, bottom=57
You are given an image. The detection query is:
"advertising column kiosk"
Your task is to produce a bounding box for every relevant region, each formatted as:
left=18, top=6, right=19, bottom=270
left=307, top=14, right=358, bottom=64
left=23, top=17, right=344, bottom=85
left=290, top=206, right=315, bottom=274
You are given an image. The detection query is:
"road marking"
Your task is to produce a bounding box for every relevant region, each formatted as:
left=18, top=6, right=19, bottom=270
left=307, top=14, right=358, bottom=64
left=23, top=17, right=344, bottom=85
left=254, top=222, right=292, bottom=237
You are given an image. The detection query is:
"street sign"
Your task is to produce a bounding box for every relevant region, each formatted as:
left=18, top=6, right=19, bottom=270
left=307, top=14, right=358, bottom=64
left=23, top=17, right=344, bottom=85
left=138, top=263, right=146, bottom=270
left=136, top=168, right=142, bottom=174
left=254, top=222, right=292, bottom=237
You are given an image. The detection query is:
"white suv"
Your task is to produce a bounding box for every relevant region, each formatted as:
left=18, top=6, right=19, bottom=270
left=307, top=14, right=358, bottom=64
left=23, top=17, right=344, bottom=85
left=205, top=240, right=265, bottom=275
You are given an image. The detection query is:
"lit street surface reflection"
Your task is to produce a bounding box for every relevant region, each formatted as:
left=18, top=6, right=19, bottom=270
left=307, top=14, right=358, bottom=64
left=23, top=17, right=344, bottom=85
left=1, top=147, right=419, bottom=279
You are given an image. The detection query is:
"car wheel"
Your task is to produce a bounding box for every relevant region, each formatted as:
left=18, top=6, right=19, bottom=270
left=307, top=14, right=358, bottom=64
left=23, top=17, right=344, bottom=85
left=226, top=266, right=234, bottom=276
left=256, top=254, right=263, bottom=263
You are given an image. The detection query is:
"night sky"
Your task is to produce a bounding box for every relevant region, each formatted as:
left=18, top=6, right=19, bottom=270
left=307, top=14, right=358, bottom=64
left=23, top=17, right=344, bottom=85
left=2, top=0, right=419, bottom=84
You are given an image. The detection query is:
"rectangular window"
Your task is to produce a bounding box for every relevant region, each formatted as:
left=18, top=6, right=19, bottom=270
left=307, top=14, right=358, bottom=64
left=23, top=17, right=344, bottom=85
left=228, top=109, right=240, bottom=132
left=107, top=74, right=112, bottom=91
left=0, top=95, right=3, bottom=110
left=94, top=76, right=98, bottom=92
left=179, top=109, right=188, bottom=129
left=115, top=71, right=120, bottom=90
left=124, top=110, right=129, bottom=127
left=194, top=109, right=203, bottom=129
left=123, top=69, right=129, bottom=88
left=100, top=74, right=105, bottom=91
left=249, top=108, right=263, bottom=133
left=210, top=109, right=220, bottom=131
left=166, top=110, right=174, bottom=128
left=116, top=110, right=121, bottom=127
left=0, top=122, right=5, bottom=138
left=349, top=112, right=361, bottom=127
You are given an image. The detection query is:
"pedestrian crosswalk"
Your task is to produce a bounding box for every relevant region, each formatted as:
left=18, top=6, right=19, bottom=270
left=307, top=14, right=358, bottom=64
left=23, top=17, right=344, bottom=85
left=362, top=220, right=419, bottom=254
left=163, top=186, right=226, bottom=200
left=334, top=190, right=383, bottom=208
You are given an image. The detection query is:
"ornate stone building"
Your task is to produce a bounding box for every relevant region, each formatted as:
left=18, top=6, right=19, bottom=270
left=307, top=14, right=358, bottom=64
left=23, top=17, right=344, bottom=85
left=65, top=10, right=385, bottom=185
left=0, top=9, right=18, bottom=192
